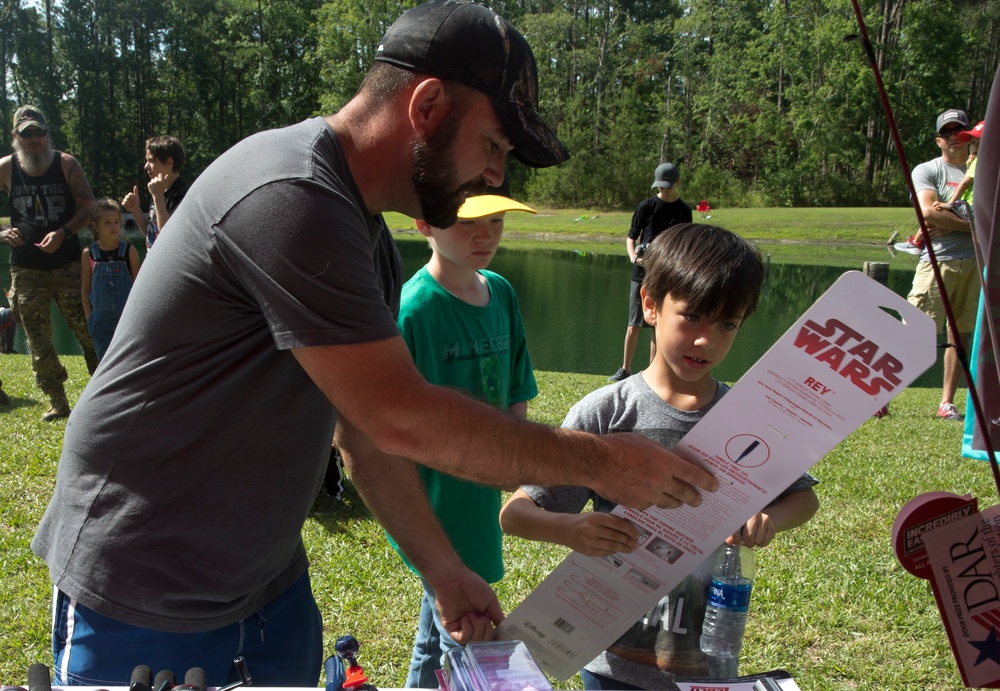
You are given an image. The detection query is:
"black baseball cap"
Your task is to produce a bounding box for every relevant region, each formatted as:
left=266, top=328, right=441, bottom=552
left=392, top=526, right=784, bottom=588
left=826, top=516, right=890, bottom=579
left=651, top=162, right=679, bottom=189
left=374, top=0, right=570, bottom=168
left=935, top=109, right=969, bottom=133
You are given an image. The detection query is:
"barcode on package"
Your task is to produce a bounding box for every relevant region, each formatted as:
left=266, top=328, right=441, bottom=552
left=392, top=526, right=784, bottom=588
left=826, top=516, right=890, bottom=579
left=553, top=617, right=575, bottom=634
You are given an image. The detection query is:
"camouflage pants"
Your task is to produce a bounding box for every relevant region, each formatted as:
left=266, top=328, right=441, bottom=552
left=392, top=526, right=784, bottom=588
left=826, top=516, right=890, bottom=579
left=11, top=263, right=98, bottom=401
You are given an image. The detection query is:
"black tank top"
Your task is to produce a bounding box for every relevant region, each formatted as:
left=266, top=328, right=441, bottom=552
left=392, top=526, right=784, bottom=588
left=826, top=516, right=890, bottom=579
left=9, top=152, right=81, bottom=270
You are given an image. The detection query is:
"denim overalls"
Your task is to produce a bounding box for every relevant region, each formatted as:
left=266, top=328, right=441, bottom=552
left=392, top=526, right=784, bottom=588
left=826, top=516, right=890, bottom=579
left=87, top=241, right=134, bottom=361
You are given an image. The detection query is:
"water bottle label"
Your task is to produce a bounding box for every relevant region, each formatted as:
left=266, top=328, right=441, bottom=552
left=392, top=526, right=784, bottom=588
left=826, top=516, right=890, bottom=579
left=707, top=579, right=752, bottom=612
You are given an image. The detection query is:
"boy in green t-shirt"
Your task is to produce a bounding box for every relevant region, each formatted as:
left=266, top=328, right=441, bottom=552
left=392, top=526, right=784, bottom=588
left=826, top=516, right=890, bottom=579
left=391, top=183, right=538, bottom=688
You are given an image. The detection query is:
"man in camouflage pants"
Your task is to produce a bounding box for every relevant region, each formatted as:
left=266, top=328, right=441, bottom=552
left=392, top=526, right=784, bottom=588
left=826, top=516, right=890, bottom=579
left=0, top=105, right=97, bottom=420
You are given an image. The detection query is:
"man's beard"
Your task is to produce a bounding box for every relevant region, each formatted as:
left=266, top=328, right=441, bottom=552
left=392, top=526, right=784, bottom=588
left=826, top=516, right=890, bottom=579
left=13, top=137, right=54, bottom=176
left=411, top=107, right=488, bottom=228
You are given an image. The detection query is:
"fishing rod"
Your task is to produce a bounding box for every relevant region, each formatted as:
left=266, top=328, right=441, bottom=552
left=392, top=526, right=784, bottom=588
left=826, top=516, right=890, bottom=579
left=846, top=0, right=1000, bottom=495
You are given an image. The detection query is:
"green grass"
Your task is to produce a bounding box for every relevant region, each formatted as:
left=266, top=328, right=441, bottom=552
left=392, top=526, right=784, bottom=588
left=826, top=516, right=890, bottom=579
left=386, top=206, right=924, bottom=271
left=384, top=207, right=920, bottom=247
left=0, top=356, right=990, bottom=689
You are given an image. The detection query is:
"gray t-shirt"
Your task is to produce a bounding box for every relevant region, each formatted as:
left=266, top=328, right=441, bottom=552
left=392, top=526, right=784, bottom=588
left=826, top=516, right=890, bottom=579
left=32, top=118, right=401, bottom=632
left=911, top=157, right=974, bottom=261
left=522, top=374, right=817, bottom=688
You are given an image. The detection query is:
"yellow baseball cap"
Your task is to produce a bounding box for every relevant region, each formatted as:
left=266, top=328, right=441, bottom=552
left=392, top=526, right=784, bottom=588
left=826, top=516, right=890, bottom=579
left=456, top=194, right=537, bottom=219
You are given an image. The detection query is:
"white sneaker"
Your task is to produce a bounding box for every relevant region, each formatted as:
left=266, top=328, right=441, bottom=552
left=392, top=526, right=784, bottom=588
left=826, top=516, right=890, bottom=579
left=894, top=241, right=922, bottom=255
left=937, top=402, right=963, bottom=421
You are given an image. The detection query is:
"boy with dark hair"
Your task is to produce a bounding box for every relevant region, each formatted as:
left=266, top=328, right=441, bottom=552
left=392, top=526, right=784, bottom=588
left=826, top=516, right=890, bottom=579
left=122, top=135, right=189, bottom=249
left=502, top=223, right=819, bottom=688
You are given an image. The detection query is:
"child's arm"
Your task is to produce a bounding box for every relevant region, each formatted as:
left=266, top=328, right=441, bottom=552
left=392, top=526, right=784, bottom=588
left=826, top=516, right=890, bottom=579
left=509, top=400, right=528, bottom=419
left=728, top=487, right=819, bottom=548
left=122, top=186, right=149, bottom=234
left=948, top=175, right=974, bottom=204
left=127, top=244, right=141, bottom=280
left=149, top=176, right=173, bottom=230
left=500, top=489, right=640, bottom=557
left=80, top=248, right=92, bottom=320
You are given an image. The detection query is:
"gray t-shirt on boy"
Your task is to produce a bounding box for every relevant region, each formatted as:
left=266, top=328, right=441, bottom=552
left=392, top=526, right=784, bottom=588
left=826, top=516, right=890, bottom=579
left=522, top=374, right=817, bottom=688
left=32, top=118, right=401, bottom=632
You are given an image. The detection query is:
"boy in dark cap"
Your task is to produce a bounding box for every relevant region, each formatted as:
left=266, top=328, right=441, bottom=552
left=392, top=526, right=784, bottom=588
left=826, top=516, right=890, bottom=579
left=609, top=161, right=692, bottom=382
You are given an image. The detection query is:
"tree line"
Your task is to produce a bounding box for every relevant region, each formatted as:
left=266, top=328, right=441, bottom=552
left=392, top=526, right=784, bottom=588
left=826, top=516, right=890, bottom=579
left=2, top=0, right=997, bottom=211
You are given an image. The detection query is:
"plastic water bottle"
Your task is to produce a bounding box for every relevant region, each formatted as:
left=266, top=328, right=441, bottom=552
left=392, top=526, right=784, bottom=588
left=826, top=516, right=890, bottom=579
left=700, top=544, right=755, bottom=678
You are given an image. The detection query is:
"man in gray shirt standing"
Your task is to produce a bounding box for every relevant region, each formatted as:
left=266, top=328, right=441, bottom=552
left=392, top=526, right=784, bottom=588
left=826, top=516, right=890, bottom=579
left=906, top=108, right=980, bottom=421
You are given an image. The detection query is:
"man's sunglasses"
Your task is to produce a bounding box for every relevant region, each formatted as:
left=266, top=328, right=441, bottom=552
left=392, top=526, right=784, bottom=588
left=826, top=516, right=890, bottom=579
left=17, top=128, right=47, bottom=139
left=938, top=126, right=964, bottom=138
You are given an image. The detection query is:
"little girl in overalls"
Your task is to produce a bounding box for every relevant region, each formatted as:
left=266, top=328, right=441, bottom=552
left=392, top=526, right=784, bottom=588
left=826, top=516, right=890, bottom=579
left=81, top=199, right=141, bottom=361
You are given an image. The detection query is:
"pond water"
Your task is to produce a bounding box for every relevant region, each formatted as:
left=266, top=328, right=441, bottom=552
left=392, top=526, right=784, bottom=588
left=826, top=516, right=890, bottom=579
left=0, top=232, right=942, bottom=388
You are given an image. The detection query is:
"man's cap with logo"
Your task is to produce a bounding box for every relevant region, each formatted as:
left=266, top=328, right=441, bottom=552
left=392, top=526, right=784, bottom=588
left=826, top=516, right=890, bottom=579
left=651, top=162, right=679, bottom=189
left=957, top=121, right=985, bottom=142
left=374, top=0, right=569, bottom=169
left=457, top=174, right=536, bottom=219
left=936, top=109, right=969, bottom=132
left=13, top=105, right=47, bottom=134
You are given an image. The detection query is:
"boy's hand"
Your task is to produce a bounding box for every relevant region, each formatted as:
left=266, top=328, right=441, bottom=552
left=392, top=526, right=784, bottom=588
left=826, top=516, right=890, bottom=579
left=431, top=567, right=505, bottom=644
left=593, top=432, right=718, bottom=510
left=563, top=512, right=639, bottom=556
left=148, top=173, right=169, bottom=197
left=727, top=512, right=777, bottom=548
left=122, top=186, right=141, bottom=215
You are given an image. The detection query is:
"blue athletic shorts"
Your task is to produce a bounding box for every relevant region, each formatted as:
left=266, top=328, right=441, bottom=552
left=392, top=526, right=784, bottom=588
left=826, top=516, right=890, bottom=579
left=51, top=571, right=322, bottom=687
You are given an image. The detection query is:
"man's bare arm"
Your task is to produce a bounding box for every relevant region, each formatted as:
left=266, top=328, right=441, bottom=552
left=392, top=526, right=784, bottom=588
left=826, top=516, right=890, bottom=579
left=917, top=188, right=970, bottom=235
left=292, top=337, right=718, bottom=510
left=335, top=417, right=502, bottom=642
left=63, top=154, right=95, bottom=232
left=0, top=154, right=11, bottom=192
left=35, top=155, right=94, bottom=253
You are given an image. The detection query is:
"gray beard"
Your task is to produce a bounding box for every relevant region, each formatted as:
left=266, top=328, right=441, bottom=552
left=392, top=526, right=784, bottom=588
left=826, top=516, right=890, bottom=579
left=13, top=139, right=54, bottom=176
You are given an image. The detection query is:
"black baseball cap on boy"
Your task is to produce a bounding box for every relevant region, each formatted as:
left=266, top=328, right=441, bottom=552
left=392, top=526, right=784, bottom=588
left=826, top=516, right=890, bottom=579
left=374, top=0, right=570, bottom=169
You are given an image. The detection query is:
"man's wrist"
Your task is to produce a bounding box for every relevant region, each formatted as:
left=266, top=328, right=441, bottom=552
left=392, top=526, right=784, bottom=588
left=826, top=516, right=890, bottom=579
left=60, top=225, right=73, bottom=237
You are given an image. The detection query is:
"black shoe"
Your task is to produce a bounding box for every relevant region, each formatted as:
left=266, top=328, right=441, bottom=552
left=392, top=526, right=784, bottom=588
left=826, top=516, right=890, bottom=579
left=608, top=367, right=631, bottom=382
left=0, top=389, right=9, bottom=406
left=41, top=406, right=70, bottom=422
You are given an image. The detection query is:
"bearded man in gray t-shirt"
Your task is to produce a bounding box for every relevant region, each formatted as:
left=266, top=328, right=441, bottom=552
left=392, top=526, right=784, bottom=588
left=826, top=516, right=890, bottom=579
left=30, top=2, right=721, bottom=687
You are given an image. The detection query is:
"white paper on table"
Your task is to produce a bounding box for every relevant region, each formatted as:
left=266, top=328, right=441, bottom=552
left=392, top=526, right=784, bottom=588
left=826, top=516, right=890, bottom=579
left=497, top=271, right=938, bottom=679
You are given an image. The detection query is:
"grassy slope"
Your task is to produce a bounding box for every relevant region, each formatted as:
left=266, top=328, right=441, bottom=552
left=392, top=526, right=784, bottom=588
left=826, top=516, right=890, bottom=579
left=0, top=356, right=987, bottom=690
left=384, top=207, right=921, bottom=246
left=386, top=206, right=924, bottom=269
